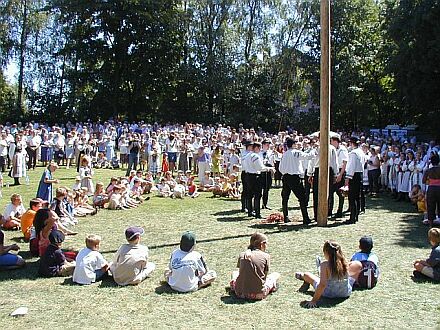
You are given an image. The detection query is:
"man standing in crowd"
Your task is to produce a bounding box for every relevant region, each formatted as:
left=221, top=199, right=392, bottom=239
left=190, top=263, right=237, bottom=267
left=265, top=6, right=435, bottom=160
left=345, top=137, right=365, bottom=224
left=244, top=142, right=274, bottom=219
left=308, top=137, right=339, bottom=220
left=279, top=137, right=313, bottom=224
left=240, top=141, right=253, bottom=213
left=126, top=133, right=141, bottom=176
left=329, top=134, right=348, bottom=218
left=259, top=139, right=274, bottom=210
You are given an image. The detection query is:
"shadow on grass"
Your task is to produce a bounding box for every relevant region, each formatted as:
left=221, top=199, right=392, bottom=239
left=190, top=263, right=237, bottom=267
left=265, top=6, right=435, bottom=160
left=395, top=213, right=430, bottom=248
left=217, top=216, right=250, bottom=222
left=0, top=260, right=38, bottom=282
left=299, top=297, right=349, bottom=309
left=61, top=277, right=76, bottom=286
left=212, top=209, right=243, bottom=216
left=220, top=295, right=259, bottom=305
left=155, top=282, right=181, bottom=295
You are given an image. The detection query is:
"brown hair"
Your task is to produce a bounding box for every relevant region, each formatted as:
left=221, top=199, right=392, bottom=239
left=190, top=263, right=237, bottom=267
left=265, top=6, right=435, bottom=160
left=323, top=240, right=348, bottom=280
left=248, top=232, right=267, bottom=250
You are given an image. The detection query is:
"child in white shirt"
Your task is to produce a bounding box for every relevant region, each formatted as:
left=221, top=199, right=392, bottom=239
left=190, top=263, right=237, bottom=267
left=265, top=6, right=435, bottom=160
left=165, top=231, right=216, bottom=293
left=73, top=234, right=109, bottom=285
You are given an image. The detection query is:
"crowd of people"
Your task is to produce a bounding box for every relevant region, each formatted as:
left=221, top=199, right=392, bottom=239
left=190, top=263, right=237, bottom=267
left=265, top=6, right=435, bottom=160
left=0, top=120, right=439, bottom=304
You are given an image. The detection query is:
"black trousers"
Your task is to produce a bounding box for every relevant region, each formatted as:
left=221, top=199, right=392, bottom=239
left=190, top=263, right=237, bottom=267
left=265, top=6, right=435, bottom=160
left=304, top=169, right=311, bottom=207
left=0, top=155, right=6, bottom=172
left=329, top=172, right=345, bottom=215
left=26, top=147, right=37, bottom=169
left=312, top=167, right=334, bottom=219
left=427, top=186, right=440, bottom=224
left=368, top=168, right=380, bottom=194
left=281, top=174, right=310, bottom=222
left=348, top=172, right=362, bottom=222
left=246, top=173, right=262, bottom=216
left=241, top=171, right=249, bottom=210
left=259, top=171, right=272, bottom=207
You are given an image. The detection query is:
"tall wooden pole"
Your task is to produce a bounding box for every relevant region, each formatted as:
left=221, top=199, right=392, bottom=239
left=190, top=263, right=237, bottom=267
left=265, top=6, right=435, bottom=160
left=317, top=0, right=330, bottom=226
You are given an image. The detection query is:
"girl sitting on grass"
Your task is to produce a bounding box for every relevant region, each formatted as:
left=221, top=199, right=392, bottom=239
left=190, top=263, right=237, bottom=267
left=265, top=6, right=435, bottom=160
left=230, top=233, right=280, bottom=300
left=295, top=240, right=355, bottom=308
left=413, top=228, right=440, bottom=281
left=93, top=182, right=108, bottom=208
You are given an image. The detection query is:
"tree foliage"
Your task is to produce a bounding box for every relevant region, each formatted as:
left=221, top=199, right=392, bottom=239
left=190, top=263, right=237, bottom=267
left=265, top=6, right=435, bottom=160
left=0, top=0, right=438, bottom=134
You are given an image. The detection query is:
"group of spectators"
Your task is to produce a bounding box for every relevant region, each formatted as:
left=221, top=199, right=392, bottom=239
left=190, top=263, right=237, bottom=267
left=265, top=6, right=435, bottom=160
left=0, top=120, right=438, bottom=224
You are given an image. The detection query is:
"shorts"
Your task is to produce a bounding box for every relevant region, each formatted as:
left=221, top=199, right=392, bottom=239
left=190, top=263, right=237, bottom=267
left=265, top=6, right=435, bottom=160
left=313, top=277, right=355, bottom=298
left=0, top=253, right=20, bottom=267
left=167, top=152, right=177, bottom=163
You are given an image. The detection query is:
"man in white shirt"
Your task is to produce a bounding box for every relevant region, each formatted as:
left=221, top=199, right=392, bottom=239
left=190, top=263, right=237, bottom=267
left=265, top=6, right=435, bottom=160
left=345, top=137, right=365, bottom=224
left=240, top=141, right=253, bottom=213
left=279, top=138, right=314, bottom=224
left=259, top=140, right=274, bottom=210
left=245, top=142, right=274, bottom=219
left=329, top=134, right=349, bottom=218
left=307, top=140, right=339, bottom=220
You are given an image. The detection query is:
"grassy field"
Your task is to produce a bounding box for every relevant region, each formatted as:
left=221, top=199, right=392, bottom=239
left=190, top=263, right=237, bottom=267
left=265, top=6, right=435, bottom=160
left=0, top=167, right=439, bottom=329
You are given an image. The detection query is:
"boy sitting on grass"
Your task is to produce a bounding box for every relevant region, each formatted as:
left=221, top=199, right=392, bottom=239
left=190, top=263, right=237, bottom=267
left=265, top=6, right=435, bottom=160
left=110, top=226, right=155, bottom=286
left=349, top=236, right=380, bottom=289
left=73, top=234, right=110, bottom=285
left=413, top=228, right=440, bottom=281
left=38, top=230, right=76, bottom=277
left=165, top=231, right=216, bottom=293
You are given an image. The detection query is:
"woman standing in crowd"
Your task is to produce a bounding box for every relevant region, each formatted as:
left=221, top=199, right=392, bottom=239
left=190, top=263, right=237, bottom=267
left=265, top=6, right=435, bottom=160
left=423, top=154, right=440, bottom=228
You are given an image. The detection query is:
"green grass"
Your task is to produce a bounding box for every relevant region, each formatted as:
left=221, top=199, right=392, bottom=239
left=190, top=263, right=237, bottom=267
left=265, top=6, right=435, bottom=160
left=0, top=167, right=439, bottom=329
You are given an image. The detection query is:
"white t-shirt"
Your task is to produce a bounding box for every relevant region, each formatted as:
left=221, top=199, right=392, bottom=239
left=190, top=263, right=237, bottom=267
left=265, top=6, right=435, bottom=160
left=167, top=249, right=206, bottom=293
left=73, top=248, right=108, bottom=285
left=3, top=203, right=26, bottom=221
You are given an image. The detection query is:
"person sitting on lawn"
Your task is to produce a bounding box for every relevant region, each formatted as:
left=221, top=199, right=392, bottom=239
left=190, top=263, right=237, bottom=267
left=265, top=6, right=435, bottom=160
left=73, top=234, right=110, bottom=285
left=108, top=185, right=123, bottom=210
left=413, top=228, right=440, bottom=281
left=0, top=225, right=26, bottom=269
left=110, top=226, right=155, bottom=286
left=186, top=176, right=199, bottom=198
left=349, top=236, right=380, bottom=289
left=229, top=232, right=280, bottom=300
left=295, top=240, right=355, bottom=308
left=199, top=171, right=215, bottom=192
left=2, top=193, right=26, bottom=230
left=165, top=231, right=216, bottom=293
left=38, top=230, right=76, bottom=277
left=93, top=182, right=108, bottom=208
left=20, top=198, right=43, bottom=241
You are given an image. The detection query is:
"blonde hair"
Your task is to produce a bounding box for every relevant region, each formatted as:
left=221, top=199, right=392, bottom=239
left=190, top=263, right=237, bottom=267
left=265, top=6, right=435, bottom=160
left=10, top=193, right=21, bottom=202
left=85, top=234, right=102, bottom=249
left=428, top=228, right=440, bottom=245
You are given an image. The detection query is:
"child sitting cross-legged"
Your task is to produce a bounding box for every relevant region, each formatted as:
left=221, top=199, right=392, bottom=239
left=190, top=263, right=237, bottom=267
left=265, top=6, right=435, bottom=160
left=413, top=228, right=440, bottom=281
left=110, top=226, right=155, bottom=286
left=165, top=231, right=216, bottom=293
left=229, top=233, right=280, bottom=300
left=38, top=230, right=76, bottom=277
left=73, top=234, right=110, bottom=285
